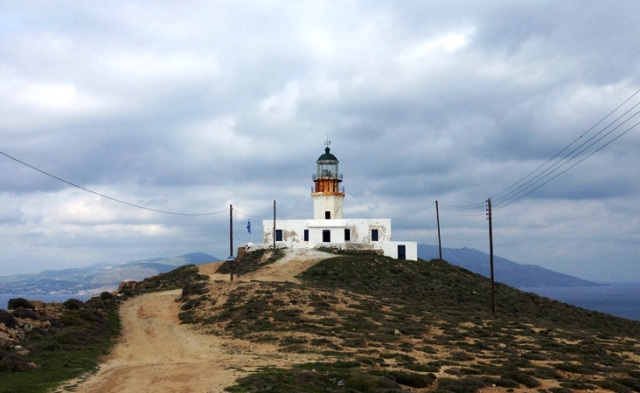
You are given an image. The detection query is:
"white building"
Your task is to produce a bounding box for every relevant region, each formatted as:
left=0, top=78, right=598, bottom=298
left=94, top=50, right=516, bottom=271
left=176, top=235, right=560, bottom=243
left=262, top=142, right=417, bottom=261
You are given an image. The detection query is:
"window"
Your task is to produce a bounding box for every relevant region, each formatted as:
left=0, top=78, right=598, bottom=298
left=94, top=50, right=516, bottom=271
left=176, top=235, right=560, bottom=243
left=344, top=228, right=351, bottom=242
left=304, top=229, right=309, bottom=242
left=325, top=211, right=331, bottom=219
left=275, top=229, right=283, bottom=241
left=398, top=245, right=406, bottom=260
left=371, top=229, right=379, bottom=242
left=322, top=230, right=331, bottom=242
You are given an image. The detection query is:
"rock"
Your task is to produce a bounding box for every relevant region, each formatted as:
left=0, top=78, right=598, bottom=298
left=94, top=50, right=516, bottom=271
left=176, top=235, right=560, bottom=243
left=394, top=329, right=402, bottom=336
left=0, top=310, right=18, bottom=328
left=14, top=345, right=30, bottom=356
left=118, top=280, right=138, bottom=292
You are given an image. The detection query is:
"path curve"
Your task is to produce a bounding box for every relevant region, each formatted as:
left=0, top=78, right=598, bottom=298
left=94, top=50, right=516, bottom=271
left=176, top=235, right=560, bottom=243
left=55, top=249, right=332, bottom=392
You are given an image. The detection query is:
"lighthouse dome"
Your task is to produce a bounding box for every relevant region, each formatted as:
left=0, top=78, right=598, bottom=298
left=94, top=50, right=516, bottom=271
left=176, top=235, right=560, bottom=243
left=317, top=146, right=339, bottom=162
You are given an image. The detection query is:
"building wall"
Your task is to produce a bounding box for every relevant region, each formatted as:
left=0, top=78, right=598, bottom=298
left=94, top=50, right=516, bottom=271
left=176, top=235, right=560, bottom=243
left=263, top=218, right=391, bottom=249
left=261, top=218, right=417, bottom=261
left=383, top=241, right=418, bottom=261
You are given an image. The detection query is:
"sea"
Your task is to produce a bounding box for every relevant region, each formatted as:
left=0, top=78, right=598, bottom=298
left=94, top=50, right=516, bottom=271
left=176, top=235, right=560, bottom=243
left=1, top=283, right=639, bottom=321
left=522, top=282, right=640, bottom=321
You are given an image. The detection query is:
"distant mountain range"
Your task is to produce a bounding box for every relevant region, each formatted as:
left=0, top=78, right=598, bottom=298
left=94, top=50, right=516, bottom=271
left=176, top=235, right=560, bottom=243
left=0, top=245, right=598, bottom=296
left=0, top=253, right=219, bottom=295
left=418, top=244, right=599, bottom=288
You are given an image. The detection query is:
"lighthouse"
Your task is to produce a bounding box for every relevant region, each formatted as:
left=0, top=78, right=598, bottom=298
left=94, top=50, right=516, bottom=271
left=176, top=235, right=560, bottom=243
left=312, top=140, right=344, bottom=220
left=260, top=140, right=417, bottom=260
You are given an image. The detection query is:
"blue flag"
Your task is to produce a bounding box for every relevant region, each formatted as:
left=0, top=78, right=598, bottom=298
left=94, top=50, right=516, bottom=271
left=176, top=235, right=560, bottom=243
left=246, top=219, right=251, bottom=234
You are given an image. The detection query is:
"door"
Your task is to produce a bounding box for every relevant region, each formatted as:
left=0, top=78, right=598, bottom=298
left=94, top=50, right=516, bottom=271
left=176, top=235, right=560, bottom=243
left=398, top=245, right=406, bottom=260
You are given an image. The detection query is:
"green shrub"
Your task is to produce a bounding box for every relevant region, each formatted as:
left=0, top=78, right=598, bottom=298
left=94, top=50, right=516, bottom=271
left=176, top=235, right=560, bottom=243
left=389, top=371, right=436, bottom=388
left=62, top=298, right=85, bottom=310
left=99, top=291, right=115, bottom=300
left=10, top=307, right=39, bottom=320
left=501, top=371, right=540, bottom=388
left=180, top=282, right=208, bottom=299
left=0, top=310, right=18, bottom=328
left=7, top=298, right=34, bottom=310
left=437, top=376, right=487, bottom=393
left=554, top=362, right=594, bottom=375
left=593, top=380, right=633, bottom=393
left=612, top=377, right=640, bottom=391
left=84, top=298, right=106, bottom=309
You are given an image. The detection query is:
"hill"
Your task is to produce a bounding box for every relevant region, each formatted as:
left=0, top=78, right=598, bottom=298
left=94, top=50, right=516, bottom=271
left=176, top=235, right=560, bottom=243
left=4, top=249, right=638, bottom=392
left=179, top=250, right=640, bottom=392
left=418, top=244, right=599, bottom=288
left=0, top=253, right=218, bottom=296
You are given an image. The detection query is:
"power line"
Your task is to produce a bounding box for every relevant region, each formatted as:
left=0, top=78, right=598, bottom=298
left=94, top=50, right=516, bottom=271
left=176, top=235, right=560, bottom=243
left=392, top=202, right=434, bottom=221
left=496, top=119, right=640, bottom=209
left=0, top=150, right=227, bottom=216
left=491, top=89, right=640, bottom=209
left=491, top=88, right=640, bottom=204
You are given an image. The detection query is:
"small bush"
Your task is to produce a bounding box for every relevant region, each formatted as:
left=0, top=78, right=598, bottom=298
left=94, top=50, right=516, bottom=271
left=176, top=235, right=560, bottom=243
left=501, top=371, right=540, bottom=388
left=554, top=362, right=593, bottom=375
left=180, top=282, right=208, bottom=299
left=437, top=376, right=487, bottom=393
left=85, top=298, right=107, bottom=309
left=612, top=378, right=640, bottom=392
left=63, top=299, right=85, bottom=310
left=593, top=380, right=633, bottom=393
left=11, top=307, right=39, bottom=320
left=449, top=350, right=475, bottom=361
left=560, top=380, right=598, bottom=390
left=0, top=309, right=18, bottom=328
left=99, top=291, right=115, bottom=300
left=389, top=371, right=436, bottom=388
left=7, top=298, right=35, bottom=310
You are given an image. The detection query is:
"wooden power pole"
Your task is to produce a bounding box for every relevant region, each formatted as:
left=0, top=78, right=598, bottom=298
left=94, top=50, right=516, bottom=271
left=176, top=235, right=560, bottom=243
left=273, top=200, right=276, bottom=249
left=230, top=204, right=234, bottom=281
left=486, top=198, right=495, bottom=314
left=436, top=200, right=442, bottom=260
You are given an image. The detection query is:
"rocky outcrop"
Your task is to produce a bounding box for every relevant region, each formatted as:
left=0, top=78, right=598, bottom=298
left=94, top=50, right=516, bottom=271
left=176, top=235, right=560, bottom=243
left=0, top=299, right=64, bottom=348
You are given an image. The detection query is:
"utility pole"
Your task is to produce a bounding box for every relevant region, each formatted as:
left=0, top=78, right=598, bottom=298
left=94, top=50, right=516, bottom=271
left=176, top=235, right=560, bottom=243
left=436, top=200, right=442, bottom=261
left=230, top=204, right=234, bottom=281
left=486, top=198, right=495, bottom=314
left=273, top=200, right=276, bottom=249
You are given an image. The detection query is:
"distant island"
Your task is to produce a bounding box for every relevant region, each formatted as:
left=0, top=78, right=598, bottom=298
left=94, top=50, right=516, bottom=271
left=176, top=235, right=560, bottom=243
left=0, top=244, right=598, bottom=296
left=418, top=244, right=600, bottom=288
left=0, top=252, right=218, bottom=296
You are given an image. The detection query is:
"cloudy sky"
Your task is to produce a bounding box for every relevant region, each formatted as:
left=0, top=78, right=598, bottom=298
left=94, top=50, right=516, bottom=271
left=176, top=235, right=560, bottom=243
left=1, top=1, right=639, bottom=282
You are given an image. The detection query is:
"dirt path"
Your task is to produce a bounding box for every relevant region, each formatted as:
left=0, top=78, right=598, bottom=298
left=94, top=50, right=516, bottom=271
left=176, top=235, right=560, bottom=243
left=55, top=249, right=331, bottom=393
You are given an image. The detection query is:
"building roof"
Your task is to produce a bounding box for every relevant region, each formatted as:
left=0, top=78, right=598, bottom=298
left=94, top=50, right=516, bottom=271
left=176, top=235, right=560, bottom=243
left=317, top=146, right=339, bottom=162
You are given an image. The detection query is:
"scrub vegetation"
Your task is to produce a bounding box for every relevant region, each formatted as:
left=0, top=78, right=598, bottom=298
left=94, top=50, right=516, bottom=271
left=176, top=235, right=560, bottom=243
left=182, top=253, right=640, bottom=393
left=0, top=293, right=120, bottom=393
left=4, top=251, right=638, bottom=392
left=0, top=264, right=209, bottom=393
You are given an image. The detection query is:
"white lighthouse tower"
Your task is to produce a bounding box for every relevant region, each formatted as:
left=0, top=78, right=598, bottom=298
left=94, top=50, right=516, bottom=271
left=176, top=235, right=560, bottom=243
left=260, top=140, right=417, bottom=261
left=312, top=140, right=344, bottom=220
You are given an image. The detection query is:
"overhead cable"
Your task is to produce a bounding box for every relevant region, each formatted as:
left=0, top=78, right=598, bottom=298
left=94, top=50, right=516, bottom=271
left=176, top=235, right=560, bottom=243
left=0, top=150, right=227, bottom=216
left=491, top=88, right=640, bottom=209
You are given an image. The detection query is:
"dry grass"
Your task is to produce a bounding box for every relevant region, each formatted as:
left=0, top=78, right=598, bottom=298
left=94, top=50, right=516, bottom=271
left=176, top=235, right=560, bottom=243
left=178, top=252, right=640, bottom=392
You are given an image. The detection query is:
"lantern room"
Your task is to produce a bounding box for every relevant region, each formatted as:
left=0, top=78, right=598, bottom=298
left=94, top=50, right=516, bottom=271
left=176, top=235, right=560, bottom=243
left=311, top=142, right=345, bottom=220
left=313, top=146, right=344, bottom=194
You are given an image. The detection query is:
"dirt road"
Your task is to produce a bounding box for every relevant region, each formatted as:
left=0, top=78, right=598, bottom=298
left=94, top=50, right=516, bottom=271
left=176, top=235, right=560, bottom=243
left=55, top=249, right=331, bottom=393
